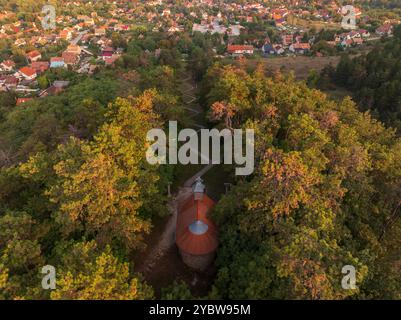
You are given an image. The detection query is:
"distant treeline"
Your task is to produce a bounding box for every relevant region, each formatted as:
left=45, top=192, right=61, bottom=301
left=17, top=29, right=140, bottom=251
left=322, top=25, right=401, bottom=130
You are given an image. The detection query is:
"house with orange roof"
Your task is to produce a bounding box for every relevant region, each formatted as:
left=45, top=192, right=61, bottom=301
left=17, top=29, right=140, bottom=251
left=59, top=29, right=73, bottom=41
left=289, top=42, right=311, bottom=54
left=65, top=44, right=82, bottom=55
left=18, top=66, right=37, bottom=81
left=26, top=50, right=42, bottom=63
left=62, top=52, right=79, bottom=66
left=30, top=61, right=49, bottom=74
left=104, top=54, right=121, bottom=66
left=227, top=44, right=254, bottom=56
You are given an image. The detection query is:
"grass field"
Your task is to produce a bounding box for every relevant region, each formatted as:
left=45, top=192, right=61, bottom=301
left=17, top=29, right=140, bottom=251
left=263, top=55, right=341, bottom=79
left=242, top=55, right=341, bottom=80
left=287, top=15, right=341, bottom=31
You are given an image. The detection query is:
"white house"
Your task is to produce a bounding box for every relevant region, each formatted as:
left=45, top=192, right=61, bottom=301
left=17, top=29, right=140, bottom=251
left=18, top=67, right=37, bottom=81
left=227, top=44, right=254, bottom=55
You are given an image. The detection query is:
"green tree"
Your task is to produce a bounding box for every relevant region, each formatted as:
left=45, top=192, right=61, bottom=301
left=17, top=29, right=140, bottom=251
left=161, top=281, right=193, bottom=300
left=37, top=75, right=49, bottom=90
left=50, top=241, right=153, bottom=300
left=203, top=64, right=401, bottom=299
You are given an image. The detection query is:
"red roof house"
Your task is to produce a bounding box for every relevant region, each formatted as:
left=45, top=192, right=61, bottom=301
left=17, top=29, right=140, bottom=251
left=26, top=50, right=42, bottom=62
left=376, top=23, right=393, bottom=36
left=289, top=42, right=311, bottom=53
left=50, top=57, right=66, bottom=68
left=101, top=47, right=114, bottom=60
left=1, top=60, right=16, bottom=71
left=59, top=29, right=73, bottom=40
left=18, top=66, right=37, bottom=80
left=62, top=52, right=79, bottom=65
left=227, top=44, right=254, bottom=55
left=104, top=54, right=120, bottom=66
left=31, top=61, right=49, bottom=74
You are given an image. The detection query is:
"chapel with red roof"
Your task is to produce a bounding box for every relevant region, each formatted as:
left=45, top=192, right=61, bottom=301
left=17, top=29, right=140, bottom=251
left=175, top=177, right=218, bottom=271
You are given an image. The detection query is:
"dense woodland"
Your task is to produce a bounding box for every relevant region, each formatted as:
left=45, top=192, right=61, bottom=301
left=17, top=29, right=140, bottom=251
left=201, top=64, right=401, bottom=299
left=2, top=40, right=401, bottom=299
left=323, top=25, right=401, bottom=130
left=1, top=1, right=401, bottom=300
left=0, top=30, right=195, bottom=299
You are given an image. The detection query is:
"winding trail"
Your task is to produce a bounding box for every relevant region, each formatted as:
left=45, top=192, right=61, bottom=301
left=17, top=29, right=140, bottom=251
left=136, top=71, right=214, bottom=275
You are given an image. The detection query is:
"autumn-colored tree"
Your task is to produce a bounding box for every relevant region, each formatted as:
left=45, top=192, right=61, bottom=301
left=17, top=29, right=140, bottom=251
left=205, top=64, right=401, bottom=299
left=50, top=241, right=153, bottom=300
left=209, top=101, right=236, bottom=130
left=21, top=92, right=166, bottom=251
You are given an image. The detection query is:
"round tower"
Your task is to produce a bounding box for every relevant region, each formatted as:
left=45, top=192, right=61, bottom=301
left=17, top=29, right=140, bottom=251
left=176, top=177, right=218, bottom=271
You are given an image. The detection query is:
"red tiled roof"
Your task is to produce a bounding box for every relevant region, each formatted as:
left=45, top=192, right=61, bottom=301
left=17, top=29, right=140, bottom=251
left=176, top=194, right=218, bottom=255
left=104, top=55, right=120, bottom=65
left=26, top=50, right=41, bottom=59
left=377, top=24, right=393, bottom=33
left=50, top=57, right=64, bottom=63
left=227, top=44, right=254, bottom=53
left=19, top=66, right=36, bottom=77
left=59, top=30, right=71, bottom=38
left=62, top=52, right=78, bottom=64
left=31, top=61, right=49, bottom=73
left=292, top=42, right=311, bottom=50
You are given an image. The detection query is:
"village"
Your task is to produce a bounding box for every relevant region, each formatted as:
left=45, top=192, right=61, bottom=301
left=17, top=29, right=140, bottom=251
left=0, top=0, right=398, bottom=106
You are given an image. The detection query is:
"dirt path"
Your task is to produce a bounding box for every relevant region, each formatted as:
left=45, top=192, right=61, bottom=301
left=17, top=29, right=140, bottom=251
left=136, top=185, right=191, bottom=274
left=136, top=72, right=214, bottom=276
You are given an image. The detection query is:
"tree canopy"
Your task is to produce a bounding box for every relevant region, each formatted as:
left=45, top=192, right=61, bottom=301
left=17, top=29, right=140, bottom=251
left=202, top=63, right=401, bottom=299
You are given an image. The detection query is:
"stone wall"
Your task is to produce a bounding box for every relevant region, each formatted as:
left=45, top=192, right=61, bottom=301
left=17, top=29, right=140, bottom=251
left=179, top=250, right=215, bottom=271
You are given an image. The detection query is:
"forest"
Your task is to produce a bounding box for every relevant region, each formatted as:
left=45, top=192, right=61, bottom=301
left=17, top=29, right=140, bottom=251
left=323, top=25, right=401, bottom=130
left=1, top=1, right=401, bottom=300
left=200, top=63, right=401, bottom=299
left=2, top=43, right=401, bottom=299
